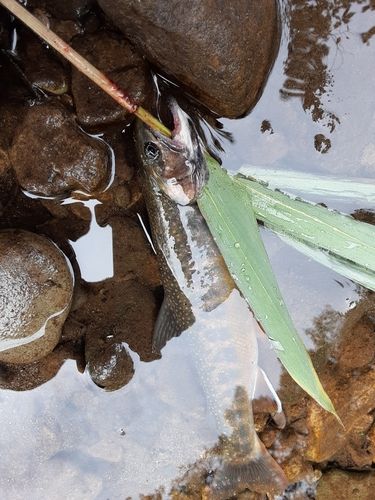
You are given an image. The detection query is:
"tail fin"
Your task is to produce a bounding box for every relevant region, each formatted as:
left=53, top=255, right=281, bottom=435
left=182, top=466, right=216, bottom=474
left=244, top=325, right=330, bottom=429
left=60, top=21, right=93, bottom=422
left=208, top=440, right=288, bottom=499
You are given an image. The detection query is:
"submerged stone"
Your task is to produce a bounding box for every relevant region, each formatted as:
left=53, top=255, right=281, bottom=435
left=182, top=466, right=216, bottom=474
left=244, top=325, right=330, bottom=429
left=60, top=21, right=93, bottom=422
left=97, top=0, right=280, bottom=117
left=317, top=469, right=375, bottom=500
left=86, top=338, right=135, bottom=391
left=0, top=229, right=74, bottom=364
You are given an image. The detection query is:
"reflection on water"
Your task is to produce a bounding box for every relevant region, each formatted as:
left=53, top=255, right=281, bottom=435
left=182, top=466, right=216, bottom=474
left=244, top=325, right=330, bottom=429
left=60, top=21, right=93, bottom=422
left=0, top=1, right=375, bottom=498
left=218, top=0, right=375, bottom=180
left=0, top=298, right=278, bottom=499
left=67, top=199, right=114, bottom=283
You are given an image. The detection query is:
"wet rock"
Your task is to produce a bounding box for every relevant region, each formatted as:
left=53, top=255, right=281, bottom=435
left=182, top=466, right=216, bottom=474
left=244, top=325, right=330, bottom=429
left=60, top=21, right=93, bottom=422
left=0, top=51, right=35, bottom=100
left=40, top=198, right=91, bottom=224
left=18, top=33, right=69, bottom=95
left=316, top=469, right=375, bottom=500
left=271, top=429, right=314, bottom=485
left=0, top=150, right=17, bottom=215
left=86, top=335, right=134, bottom=391
left=332, top=414, right=374, bottom=469
left=237, top=493, right=265, bottom=500
left=108, top=216, right=160, bottom=289
left=0, top=187, right=51, bottom=232
left=31, top=6, right=83, bottom=42
left=0, top=101, right=26, bottom=151
left=30, top=0, right=95, bottom=20
left=0, top=343, right=81, bottom=391
left=0, top=10, right=10, bottom=48
left=71, top=32, right=150, bottom=126
left=70, top=278, right=158, bottom=363
left=10, top=101, right=110, bottom=197
left=305, top=298, right=375, bottom=463
left=98, top=0, right=279, bottom=118
left=101, top=130, right=134, bottom=184
left=335, top=306, right=375, bottom=370
left=95, top=131, right=144, bottom=218
left=0, top=229, right=73, bottom=364
left=366, top=421, right=375, bottom=463
left=50, top=18, right=83, bottom=43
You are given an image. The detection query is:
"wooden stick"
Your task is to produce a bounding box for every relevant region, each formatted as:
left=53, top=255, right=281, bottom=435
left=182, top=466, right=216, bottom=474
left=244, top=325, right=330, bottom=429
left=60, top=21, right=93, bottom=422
left=0, top=0, right=172, bottom=137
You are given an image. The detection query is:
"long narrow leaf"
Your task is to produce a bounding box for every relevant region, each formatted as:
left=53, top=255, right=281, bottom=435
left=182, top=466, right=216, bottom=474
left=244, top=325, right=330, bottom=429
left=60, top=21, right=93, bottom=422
left=237, top=177, right=375, bottom=277
left=239, top=166, right=375, bottom=203
left=278, top=234, right=375, bottom=291
left=198, top=156, right=337, bottom=417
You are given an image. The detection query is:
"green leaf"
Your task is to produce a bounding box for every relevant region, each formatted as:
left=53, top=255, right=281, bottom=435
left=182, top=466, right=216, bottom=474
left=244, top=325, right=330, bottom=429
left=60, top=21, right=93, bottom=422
left=198, top=156, right=337, bottom=417
left=236, top=176, right=375, bottom=288
left=278, top=234, right=375, bottom=292
left=239, top=166, right=375, bottom=203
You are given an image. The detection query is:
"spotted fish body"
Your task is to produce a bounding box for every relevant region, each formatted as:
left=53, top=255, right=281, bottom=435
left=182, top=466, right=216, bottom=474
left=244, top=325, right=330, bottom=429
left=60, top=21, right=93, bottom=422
left=135, top=101, right=287, bottom=497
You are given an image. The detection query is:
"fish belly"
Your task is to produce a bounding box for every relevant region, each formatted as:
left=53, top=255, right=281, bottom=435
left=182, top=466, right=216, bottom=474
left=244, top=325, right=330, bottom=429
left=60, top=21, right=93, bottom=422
left=185, top=289, right=258, bottom=438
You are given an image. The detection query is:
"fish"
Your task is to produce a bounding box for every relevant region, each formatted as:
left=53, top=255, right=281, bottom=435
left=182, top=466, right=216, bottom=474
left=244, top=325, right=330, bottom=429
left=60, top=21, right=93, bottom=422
left=135, top=99, right=288, bottom=498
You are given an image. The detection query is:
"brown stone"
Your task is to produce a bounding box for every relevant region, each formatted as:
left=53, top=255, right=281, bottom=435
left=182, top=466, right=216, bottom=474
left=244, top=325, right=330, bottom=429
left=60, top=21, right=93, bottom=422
left=0, top=229, right=74, bottom=364
left=86, top=335, right=135, bottom=391
left=71, top=32, right=151, bottom=126
left=316, top=470, right=375, bottom=500
left=10, top=101, right=110, bottom=197
left=69, top=278, right=158, bottom=363
left=0, top=343, right=80, bottom=391
left=18, top=32, right=68, bottom=95
left=0, top=150, right=17, bottom=215
left=97, top=0, right=280, bottom=117
left=109, top=216, right=160, bottom=289
left=306, top=362, right=375, bottom=463
left=30, top=0, right=94, bottom=20
left=335, top=300, right=375, bottom=370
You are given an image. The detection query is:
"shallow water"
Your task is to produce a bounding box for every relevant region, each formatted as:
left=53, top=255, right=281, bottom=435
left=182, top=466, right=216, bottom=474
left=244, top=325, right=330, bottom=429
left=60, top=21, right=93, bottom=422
left=0, top=1, right=375, bottom=499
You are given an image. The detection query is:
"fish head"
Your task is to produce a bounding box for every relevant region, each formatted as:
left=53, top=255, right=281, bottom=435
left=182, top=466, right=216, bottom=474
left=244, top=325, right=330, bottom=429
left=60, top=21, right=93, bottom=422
left=136, top=99, right=208, bottom=205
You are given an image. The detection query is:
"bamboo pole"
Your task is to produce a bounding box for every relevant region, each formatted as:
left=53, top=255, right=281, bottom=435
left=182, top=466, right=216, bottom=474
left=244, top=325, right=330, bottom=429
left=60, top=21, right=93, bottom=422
left=0, top=0, right=172, bottom=137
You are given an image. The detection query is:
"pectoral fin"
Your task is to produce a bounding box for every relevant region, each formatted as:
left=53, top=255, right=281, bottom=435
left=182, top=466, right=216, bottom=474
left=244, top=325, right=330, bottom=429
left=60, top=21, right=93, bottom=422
left=152, top=298, right=184, bottom=353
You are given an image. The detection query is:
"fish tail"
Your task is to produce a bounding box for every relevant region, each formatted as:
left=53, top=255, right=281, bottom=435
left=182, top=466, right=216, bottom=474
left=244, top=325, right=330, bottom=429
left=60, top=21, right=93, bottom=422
left=208, top=438, right=288, bottom=499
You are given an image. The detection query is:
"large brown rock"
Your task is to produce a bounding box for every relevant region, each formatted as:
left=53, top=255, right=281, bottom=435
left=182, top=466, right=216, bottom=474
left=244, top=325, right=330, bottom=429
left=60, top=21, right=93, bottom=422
left=72, top=32, right=150, bottom=127
left=18, top=33, right=68, bottom=95
left=10, top=101, right=110, bottom=197
left=97, top=0, right=280, bottom=118
left=316, top=470, right=375, bottom=500
left=0, top=230, right=74, bottom=364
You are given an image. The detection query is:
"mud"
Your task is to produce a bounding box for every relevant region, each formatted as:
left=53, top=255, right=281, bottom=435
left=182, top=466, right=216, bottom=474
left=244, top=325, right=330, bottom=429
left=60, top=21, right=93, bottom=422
left=0, top=0, right=374, bottom=498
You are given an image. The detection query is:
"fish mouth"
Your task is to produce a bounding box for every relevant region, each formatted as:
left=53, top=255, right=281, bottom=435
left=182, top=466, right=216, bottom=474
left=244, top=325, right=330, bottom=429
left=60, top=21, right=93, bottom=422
left=160, top=98, right=208, bottom=204
left=137, top=97, right=208, bottom=205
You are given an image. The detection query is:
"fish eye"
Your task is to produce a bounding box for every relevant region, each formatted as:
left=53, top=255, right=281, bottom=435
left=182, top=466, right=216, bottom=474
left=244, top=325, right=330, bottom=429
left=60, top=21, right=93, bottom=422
left=144, top=142, right=160, bottom=161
